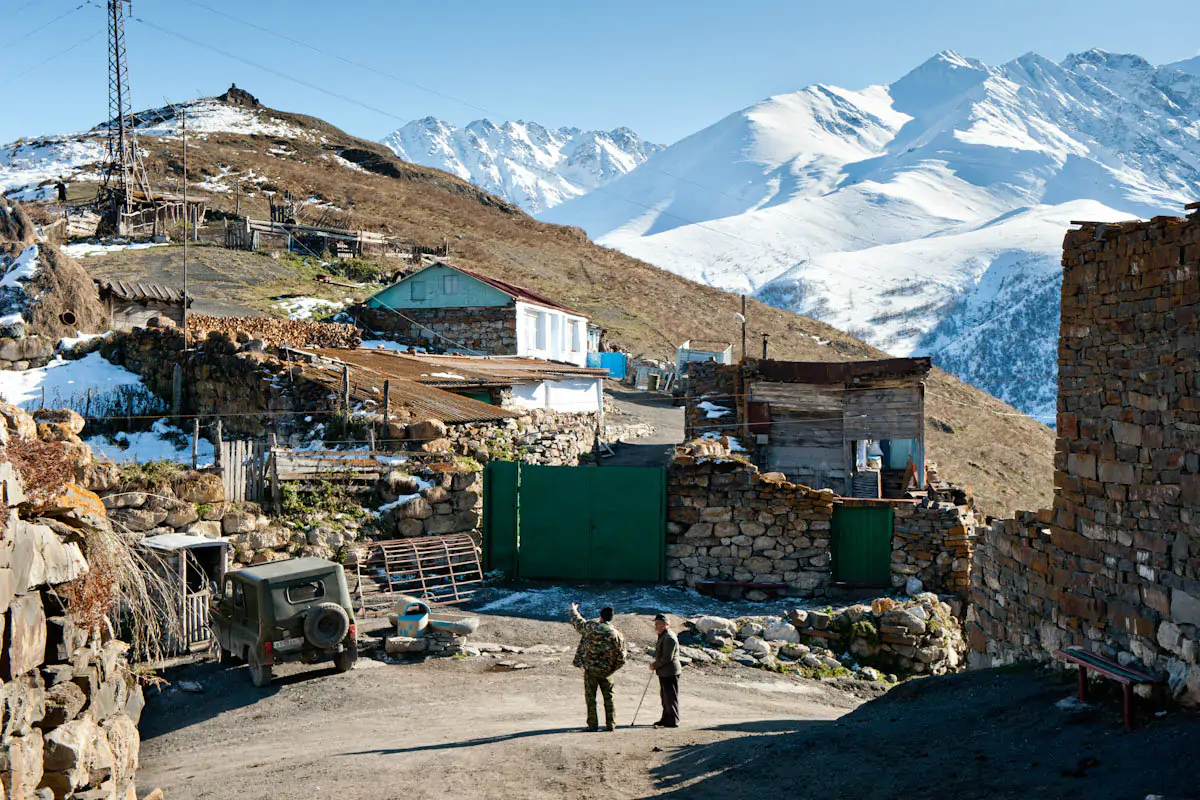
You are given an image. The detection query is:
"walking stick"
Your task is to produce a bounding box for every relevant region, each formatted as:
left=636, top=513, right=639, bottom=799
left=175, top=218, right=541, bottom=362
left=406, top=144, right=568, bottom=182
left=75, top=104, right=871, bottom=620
left=630, top=671, right=654, bottom=727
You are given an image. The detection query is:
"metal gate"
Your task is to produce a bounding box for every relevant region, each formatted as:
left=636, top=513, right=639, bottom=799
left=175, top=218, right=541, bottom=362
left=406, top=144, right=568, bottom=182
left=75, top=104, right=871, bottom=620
left=832, top=505, right=894, bottom=587
left=484, top=463, right=665, bottom=582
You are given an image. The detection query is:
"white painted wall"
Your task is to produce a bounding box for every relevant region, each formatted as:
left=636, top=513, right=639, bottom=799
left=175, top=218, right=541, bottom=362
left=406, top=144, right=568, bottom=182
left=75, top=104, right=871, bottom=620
left=515, top=300, right=589, bottom=366
left=508, top=377, right=603, bottom=414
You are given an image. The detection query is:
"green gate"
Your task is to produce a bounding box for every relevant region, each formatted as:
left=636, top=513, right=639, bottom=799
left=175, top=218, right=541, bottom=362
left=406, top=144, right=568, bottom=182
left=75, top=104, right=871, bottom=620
left=832, top=505, right=894, bottom=587
left=484, top=463, right=665, bottom=582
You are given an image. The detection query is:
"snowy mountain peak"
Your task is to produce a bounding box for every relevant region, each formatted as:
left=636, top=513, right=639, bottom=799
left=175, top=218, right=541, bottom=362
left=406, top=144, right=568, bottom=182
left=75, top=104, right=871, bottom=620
left=541, top=48, right=1200, bottom=422
left=381, top=117, right=663, bottom=213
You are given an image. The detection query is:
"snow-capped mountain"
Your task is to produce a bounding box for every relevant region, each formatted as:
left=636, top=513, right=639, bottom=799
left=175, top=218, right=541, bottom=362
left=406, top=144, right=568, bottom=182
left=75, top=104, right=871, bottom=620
left=381, top=119, right=663, bottom=213
left=541, top=49, right=1200, bottom=422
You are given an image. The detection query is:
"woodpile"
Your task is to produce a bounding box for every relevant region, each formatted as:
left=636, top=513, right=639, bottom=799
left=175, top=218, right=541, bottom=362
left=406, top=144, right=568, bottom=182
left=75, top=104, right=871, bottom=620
left=187, top=314, right=361, bottom=349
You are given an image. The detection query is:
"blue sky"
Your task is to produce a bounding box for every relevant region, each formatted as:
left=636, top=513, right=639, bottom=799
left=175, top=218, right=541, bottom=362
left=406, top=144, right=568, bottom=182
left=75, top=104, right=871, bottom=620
left=3, top=0, right=1199, bottom=144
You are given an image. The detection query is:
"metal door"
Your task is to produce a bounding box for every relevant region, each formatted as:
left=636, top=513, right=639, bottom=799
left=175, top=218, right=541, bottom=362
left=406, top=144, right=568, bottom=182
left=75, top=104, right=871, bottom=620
left=832, top=506, right=894, bottom=587
left=483, top=463, right=665, bottom=581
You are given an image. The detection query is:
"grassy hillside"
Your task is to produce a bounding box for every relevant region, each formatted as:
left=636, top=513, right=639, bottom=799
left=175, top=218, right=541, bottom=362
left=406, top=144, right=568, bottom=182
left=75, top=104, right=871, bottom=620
left=78, top=103, right=1055, bottom=516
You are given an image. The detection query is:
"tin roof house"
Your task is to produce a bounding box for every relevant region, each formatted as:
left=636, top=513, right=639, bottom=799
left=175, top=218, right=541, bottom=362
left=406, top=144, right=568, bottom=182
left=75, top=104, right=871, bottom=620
left=356, top=261, right=591, bottom=367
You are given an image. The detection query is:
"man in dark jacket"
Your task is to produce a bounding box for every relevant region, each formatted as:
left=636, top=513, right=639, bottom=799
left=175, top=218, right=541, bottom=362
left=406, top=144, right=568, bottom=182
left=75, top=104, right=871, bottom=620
left=568, top=602, right=626, bottom=731
left=649, top=613, right=681, bottom=728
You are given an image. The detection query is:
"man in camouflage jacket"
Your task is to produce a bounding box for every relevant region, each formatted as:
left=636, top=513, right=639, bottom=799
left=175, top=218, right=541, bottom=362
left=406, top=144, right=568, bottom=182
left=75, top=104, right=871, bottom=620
left=568, top=602, right=627, bottom=731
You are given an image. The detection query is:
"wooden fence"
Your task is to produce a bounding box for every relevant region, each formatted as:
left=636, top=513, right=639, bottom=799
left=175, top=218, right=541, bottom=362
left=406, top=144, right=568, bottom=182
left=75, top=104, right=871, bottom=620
left=217, top=440, right=269, bottom=504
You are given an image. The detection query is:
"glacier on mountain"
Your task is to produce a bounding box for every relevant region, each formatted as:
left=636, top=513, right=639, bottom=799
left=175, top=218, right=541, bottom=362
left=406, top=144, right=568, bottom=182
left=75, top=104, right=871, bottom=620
left=381, top=118, right=663, bottom=213
left=541, top=49, right=1200, bottom=422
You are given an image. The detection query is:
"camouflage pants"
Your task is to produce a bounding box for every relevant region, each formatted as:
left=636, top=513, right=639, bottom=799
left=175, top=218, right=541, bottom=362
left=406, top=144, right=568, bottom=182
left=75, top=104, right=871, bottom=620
left=583, top=670, right=615, bottom=729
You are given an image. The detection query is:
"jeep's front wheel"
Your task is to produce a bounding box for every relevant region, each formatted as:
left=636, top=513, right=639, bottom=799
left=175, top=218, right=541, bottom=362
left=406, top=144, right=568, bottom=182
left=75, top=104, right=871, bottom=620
left=249, top=654, right=273, bottom=687
left=334, top=645, right=358, bottom=673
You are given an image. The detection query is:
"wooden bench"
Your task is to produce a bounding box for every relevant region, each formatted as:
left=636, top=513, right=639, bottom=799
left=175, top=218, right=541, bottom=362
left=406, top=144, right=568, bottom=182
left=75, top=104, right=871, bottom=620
left=1054, top=646, right=1164, bottom=730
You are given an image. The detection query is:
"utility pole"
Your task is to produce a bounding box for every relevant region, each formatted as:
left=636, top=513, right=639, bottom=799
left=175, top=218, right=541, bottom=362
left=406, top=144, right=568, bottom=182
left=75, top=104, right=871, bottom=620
left=740, top=295, right=747, bottom=361
left=100, top=0, right=153, bottom=234
left=761, top=332, right=770, bottom=360
left=182, top=105, right=190, bottom=350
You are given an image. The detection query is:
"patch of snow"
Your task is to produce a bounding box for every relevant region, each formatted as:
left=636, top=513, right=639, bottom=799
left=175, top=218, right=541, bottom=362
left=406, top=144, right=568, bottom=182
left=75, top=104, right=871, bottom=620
left=275, top=297, right=345, bottom=320
left=86, top=418, right=215, bottom=466
left=0, top=136, right=104, bottom=196
left=374, top=476, right=435, bottom=514
left=58, top=332, right=111, bottom=352
left=697, top=401, right=731, bottom=419
left=62, top=241, right=170, bottom=258
left=425, top=372, right=466, bottom=381
left=360, top=340, right=423, bottom=353
left=0, top=313, right=24, bottom=327
left=475, top=584, right=818, bottom=621
left=128, top=99, right=312, bottom=141
left=0, top=245, right=40, bottom=288
left=0, top=352, right=144, bottom=410
left=701, top=431, right=747, bottom=452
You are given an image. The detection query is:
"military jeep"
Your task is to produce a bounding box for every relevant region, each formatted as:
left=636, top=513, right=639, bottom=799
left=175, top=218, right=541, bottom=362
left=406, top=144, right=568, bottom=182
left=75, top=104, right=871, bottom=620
left=211, top=557, right=358, bottom=687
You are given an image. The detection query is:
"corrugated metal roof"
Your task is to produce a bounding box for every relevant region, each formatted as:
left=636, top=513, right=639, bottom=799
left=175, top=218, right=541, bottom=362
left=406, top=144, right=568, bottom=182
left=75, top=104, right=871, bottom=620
left=756, top=357, right=932, bottom=386
left=301, top=362, right=515, bottom=424
left=312, top=348, right=607, bottom=387
left=95, top=279, right=190, bottom=306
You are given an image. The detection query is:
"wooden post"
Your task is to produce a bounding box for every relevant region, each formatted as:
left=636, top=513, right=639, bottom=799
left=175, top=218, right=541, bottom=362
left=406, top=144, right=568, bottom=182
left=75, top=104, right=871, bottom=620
left=368, top=428, right=376, bottom=452
left=740, top=294, right=747, bottom=362
left=382, top=379, right=390, bottom=443
left=235, top=179, right=240, bottom=218
left=191, top=418, right=200, bottom=469
left=182, top=105, right=189, bottom=352
left=40, top=386, right=45, bottom=410
left=171, top=363, right=183, bottom=415
left=269, top=430, right=281, bottom=514
left=342, top=365, right=350, bottom=414
left=215, top=418, right=223, bottom=449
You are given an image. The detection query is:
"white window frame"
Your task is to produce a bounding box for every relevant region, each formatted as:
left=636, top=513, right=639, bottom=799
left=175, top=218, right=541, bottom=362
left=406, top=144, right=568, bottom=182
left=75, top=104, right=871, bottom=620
left=442, top=274, right=461, bottom=295
left=568, top=320, right=582, bottom=352
left=535, top=312, right=548, bottom=351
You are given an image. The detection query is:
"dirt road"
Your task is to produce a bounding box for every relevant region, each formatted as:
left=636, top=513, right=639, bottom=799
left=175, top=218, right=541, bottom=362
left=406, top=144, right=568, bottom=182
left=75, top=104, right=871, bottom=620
left=139, top=613, right=867, bottom=800
left=603, top=387, right=683, bottom=468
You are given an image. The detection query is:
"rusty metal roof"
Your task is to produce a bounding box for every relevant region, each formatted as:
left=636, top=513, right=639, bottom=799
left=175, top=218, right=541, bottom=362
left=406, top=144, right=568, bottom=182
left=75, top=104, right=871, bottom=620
left=300, top=362, right=514, bottom=424
left=755, top=357, right=932, bottom=386
left=95, top=279, right=190, bottom=306
left=311, top=348, right=607, bottom=387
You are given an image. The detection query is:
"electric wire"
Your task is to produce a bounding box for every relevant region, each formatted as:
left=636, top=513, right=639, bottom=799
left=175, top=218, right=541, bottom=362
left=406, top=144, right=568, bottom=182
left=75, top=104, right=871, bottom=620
left=12, top=26, right=102, bottom=80
left=1, top=1, right=90, bottom=50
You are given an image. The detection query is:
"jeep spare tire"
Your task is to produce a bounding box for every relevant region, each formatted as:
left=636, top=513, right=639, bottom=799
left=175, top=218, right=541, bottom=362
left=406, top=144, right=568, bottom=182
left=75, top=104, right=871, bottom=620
left=304, top=602, right=350, bottom=648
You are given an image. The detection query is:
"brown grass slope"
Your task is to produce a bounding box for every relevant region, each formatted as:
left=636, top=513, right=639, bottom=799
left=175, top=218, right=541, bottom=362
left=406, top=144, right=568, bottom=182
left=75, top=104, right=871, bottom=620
left=92, top=101, right=1055, bottom=516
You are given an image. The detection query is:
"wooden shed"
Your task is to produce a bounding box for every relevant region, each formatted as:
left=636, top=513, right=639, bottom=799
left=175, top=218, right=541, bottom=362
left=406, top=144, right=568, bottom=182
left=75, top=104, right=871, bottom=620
left=745, top=357, right=931, bottom=498
left=95, top=279, right=191, bottom=330
left=140, top=533, right=229, bottom=655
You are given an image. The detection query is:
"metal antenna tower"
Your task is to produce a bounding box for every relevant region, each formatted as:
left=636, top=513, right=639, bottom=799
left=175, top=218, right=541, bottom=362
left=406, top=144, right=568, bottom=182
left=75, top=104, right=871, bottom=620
left=99, top=0, right=153, bottom=231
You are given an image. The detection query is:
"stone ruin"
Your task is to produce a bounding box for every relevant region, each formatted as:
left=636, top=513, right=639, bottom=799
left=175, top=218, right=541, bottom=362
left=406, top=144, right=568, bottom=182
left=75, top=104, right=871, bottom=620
left=969, top=210, right=1200, bottom=706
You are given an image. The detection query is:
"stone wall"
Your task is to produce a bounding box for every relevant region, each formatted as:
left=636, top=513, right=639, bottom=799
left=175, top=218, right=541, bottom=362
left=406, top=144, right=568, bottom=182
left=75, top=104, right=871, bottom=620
left=968, top=213, right=1200, bottom=706
left=682, top=361, right=740, bottom=442
left=355, top=304, right=516, bottom=355
left=446, top=410, right=598, bottom=467
left=667, top=445, right=978, bottom=598
left=0, top=405, right=143, bottom=800
left=0, top=334, right=55, bottom=372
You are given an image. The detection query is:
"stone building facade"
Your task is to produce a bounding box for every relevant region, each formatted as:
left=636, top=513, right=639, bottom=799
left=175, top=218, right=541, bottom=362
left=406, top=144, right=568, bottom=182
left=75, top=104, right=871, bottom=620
left=667, top=449, right=978, bottom=598
left=969, top=212, right=1200, bottom=705
left=355, top=305, right=516, bottom=356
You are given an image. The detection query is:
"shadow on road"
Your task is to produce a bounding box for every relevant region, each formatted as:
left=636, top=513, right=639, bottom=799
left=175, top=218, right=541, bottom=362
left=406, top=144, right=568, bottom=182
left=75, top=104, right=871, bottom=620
left=340, top=727, right=582, bottom=756
left=639, top=668, right=1200, bottom=800
left=140, top=660, right=340, bottom=740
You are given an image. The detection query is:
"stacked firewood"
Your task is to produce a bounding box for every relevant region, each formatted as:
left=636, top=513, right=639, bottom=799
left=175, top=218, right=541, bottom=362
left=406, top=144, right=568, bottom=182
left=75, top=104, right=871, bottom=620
left=187, top=314, right=361, bottom=349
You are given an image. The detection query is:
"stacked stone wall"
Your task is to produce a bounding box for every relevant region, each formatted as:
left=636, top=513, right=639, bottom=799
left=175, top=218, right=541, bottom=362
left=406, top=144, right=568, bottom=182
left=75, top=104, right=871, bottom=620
left=682, top=361, right=740, bottom=442
left=969, top=213, right=1200, bottom=706
left=355, top=304, right=516, bottom=355
left=0, top=405, right=143, bottom=800
left=667, top=448, right=978, bottom=598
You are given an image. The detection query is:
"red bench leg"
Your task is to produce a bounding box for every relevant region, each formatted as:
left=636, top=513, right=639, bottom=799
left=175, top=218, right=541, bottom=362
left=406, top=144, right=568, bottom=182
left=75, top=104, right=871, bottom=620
left=1123, top=683, right=1134, bottom=731
left=1078, top=665, right=1088, bottom=701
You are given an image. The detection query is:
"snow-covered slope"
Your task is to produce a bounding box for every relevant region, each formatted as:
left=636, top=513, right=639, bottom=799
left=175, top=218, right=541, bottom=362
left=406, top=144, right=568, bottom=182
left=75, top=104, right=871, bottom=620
left=542, top=49, right=1200, bottom=422
left=1, top=97, right=318, bottom=199
left=381, top=119, right=663, bottom=213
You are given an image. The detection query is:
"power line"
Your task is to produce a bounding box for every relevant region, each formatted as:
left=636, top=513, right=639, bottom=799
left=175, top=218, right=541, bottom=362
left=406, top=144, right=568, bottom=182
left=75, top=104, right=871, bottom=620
left=1, top=1, right=91, bottom=50
left=12, top=26, right=102, bottom=80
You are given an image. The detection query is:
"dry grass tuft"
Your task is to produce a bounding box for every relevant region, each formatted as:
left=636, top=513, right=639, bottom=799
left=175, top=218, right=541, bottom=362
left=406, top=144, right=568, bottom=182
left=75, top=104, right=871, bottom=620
left=7, top=438, right=74, bottom=503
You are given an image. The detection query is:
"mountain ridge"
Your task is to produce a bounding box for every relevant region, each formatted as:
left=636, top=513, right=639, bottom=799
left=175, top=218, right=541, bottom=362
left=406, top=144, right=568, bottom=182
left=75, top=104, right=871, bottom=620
left=540, top=47, right=1200, bottom=422
left=380, top=117, right=663, bottom=213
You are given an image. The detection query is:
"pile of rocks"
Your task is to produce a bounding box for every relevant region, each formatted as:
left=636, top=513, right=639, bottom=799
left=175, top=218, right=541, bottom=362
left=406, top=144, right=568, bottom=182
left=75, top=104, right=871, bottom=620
left=890, top=499, right=977, bottom=594
left=378, top=467, right=481, bottom=540
left=688, top=594, right=966, bottom=681
left=385, top=629, right=474, bottom=657
left=445, top=409, right=599, bottom=467
left=188, top=314, right=362, bottom=349
left=0, top=334, right=55, bottom=371
left=0, top=403, right=144, bottom=800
